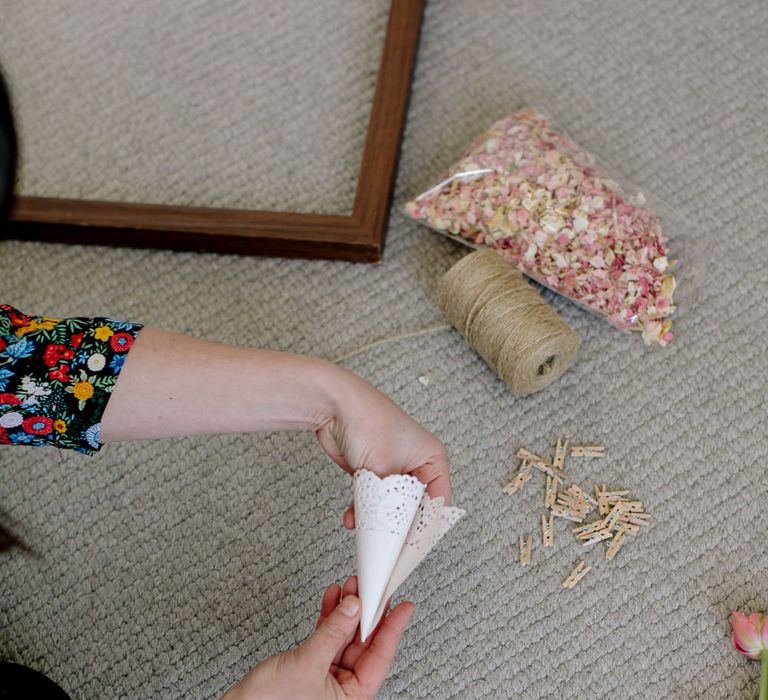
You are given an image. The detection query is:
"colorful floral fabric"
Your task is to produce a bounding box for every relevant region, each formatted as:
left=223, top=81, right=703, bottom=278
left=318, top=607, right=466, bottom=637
left=0, top=305, right=143, bottom=454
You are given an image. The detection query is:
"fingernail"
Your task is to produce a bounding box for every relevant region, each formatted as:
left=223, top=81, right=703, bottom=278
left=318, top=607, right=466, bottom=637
left=339, top=596, right=360, bottom=617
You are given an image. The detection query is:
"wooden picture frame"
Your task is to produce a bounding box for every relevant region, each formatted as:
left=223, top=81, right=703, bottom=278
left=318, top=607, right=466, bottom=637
left=6, top=0, right=424, bottom=263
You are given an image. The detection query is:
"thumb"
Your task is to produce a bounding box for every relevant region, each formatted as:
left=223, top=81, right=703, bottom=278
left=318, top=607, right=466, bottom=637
left=300, top=595, right=360, bottom=669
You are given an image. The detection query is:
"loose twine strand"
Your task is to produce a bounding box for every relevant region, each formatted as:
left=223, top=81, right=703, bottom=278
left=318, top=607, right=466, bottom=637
left=332, top=323, right=451, bottom=365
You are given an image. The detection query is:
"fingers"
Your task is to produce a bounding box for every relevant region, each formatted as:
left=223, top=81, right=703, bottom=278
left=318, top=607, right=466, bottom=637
left=343, top=502, right=356, bottom=529
left=316, top=583, right=342, bottom=629
left=339, top=594, right=392, bottom=669
left=354, top=601, right=415, bottom=693
left=341, top=576, right=358, bottom=597
left=315, top=578, right=359, bottom=667
left=301, top=595, right=361, bottom=671
left=315, top=421, right=353, bottom=473
left=410, top=453, right=452, bottom=506
left=424, top=470, right=452, bottom=505
left=331, top=576, right=361, bottom=665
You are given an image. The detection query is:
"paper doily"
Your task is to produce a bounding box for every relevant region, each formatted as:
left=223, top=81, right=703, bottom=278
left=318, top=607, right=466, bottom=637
left=354, top=469, right=425, bottom=537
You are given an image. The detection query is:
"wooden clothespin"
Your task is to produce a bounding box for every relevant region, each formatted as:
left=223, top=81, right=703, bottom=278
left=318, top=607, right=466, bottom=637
left=595, top=485, right=632, bottom=515
left=552, top=437, right=569, bottom=471
left=569, top=485, right=598, bottom=509
left=545, top=474, right=560, bottom=509
left=603, top=502, right=625, bottom=531
left=541, top=514, right=554, bottom=547
left=595, top=484, right=609, bottom=515
left=606, top=530, right=625, bottom=560
left=623, top=513, right=651, bottom=527
left=550, top=504, right=584, bottom=523
left=563, top=561, right=591, bottom=589
left=615, top=521, right=640, bottom=536
left=581, top=529, right=613, bottom=546
left=621, top=501, right=645, bottom=513
left=519, top=533, right=533, bottom=565
left=572, top=520, right=607, bottom=540
left=556, top=485, right=595, bottom=521
left=571, top=445, right=605, bottom=458
left=517, top=447, right=566, bottom=479
left=503, top=458, right=533, bottom=496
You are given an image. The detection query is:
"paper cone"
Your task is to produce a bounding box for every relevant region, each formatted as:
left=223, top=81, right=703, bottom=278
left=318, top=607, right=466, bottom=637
left=356, top=528, right=406, bottom=640
left=374, top=495, right=464, bottom=626
left=354, top=470, right=424, bottom=641
left=353, top=470, right=465, bottom=641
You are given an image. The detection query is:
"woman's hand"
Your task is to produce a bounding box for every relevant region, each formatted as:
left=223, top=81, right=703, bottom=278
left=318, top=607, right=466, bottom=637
left=316, top=365, right=451, bottom=528
left=221, top=577, right=414, bottom=700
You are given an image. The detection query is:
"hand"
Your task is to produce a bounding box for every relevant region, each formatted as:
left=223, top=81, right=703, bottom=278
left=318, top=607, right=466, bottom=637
left=316, top=366, right=451, bottom=528
left=220, top=576, right=415, bottom=700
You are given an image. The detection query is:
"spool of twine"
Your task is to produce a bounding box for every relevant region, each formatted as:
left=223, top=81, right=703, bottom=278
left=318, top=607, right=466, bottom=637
left=437, top=249, right=580, bottom=396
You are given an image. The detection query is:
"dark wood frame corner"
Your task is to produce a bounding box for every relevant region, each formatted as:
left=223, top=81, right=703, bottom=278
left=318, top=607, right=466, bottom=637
left=6, top=0, right=424, bottom=263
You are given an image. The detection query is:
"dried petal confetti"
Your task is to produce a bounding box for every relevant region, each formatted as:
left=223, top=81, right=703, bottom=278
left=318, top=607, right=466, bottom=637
left=405, top=108, right=678, bottom=346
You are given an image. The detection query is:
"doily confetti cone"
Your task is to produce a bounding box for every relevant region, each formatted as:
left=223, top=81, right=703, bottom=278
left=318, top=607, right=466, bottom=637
left=353, top=469, right=465, bottom=641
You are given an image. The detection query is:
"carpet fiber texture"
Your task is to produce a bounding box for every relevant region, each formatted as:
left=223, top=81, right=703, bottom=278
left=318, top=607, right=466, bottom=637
left=1, top=1, right=767, bottom=698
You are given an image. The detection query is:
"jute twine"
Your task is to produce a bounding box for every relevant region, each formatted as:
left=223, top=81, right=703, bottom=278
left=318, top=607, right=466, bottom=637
left=437, top=249, right=580, bottom=396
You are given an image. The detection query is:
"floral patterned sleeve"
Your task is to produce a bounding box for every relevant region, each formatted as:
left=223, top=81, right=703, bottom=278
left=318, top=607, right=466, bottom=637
left=0, top=305, right=143, bottom=454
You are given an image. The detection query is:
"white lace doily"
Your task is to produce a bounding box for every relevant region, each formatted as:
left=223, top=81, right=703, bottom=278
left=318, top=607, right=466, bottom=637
left=403, top=494, right=466, bottom=553
left=354, top=469, right=425, bottom=537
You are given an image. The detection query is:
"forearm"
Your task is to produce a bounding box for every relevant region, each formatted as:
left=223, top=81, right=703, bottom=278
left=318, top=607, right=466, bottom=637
left=100, top=327, right=343, bottom=442
left=98, top=328, right=451, bottom=504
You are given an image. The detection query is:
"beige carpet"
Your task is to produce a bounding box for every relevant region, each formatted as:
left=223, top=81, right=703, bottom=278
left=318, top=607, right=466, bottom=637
left=1, top=0, right=767, bottom=698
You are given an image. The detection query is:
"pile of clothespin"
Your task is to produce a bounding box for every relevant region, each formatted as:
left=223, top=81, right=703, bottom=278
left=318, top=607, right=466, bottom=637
left=503, top=438, right=650, bottom=589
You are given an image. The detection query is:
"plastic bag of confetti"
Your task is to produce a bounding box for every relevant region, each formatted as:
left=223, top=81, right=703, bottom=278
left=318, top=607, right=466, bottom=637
left=405, top=108, right=686, bottom=346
